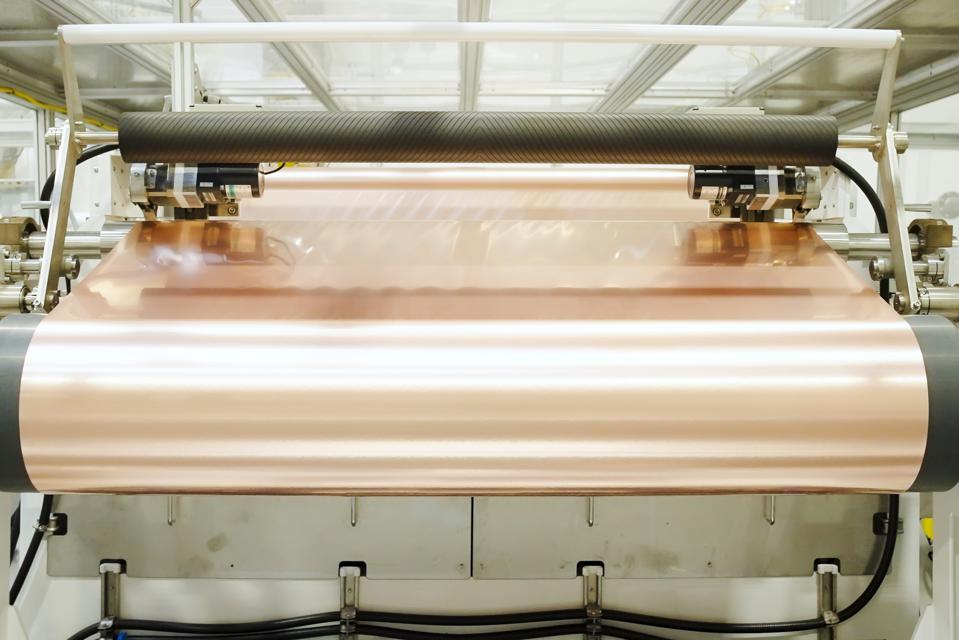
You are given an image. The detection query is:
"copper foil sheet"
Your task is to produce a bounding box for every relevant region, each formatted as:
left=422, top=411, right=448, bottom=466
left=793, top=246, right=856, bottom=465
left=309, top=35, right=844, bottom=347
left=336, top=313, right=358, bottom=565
left=19, top=219, right=928, bottom=494
left=246, top=167, right=706, bottom=221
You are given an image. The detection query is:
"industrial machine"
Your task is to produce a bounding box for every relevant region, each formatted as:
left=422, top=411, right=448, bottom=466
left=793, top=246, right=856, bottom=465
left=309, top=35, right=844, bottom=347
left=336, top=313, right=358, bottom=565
left=4, top=19, right=959, bottom=640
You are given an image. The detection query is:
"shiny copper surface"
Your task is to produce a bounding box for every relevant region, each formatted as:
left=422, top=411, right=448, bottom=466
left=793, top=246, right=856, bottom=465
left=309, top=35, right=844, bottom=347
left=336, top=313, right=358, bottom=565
left=19, top=220, right=928, bottom=494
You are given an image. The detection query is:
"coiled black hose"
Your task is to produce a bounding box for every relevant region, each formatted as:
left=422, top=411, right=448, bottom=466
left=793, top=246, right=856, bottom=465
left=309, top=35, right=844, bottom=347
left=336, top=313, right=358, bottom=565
left=8, top=494, right=53, bottom=605
left=831, top=157, right=891, bottom=301
left=39, top=144, right=120, bottom=230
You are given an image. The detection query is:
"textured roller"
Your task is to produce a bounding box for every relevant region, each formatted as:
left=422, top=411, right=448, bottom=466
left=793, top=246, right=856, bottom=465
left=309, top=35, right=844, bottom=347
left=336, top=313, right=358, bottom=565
left=118, top=111, right=839, bottom=165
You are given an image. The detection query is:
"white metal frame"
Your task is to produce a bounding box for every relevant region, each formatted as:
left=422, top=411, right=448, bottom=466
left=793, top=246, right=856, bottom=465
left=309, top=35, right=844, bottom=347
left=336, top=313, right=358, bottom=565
left=33, top=20, right=911, bottom=315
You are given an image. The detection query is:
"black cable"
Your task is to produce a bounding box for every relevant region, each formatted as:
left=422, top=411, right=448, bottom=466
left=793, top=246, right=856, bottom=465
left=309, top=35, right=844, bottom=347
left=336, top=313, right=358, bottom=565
left=123, top=626, right=340, bottom=640
left=352, top=623, right=600, bottom=640
left=9, top=494, right=53, bottom=605
left=68, top=495, right=899, bottom=639
left=831, top=157, right=891, bottom=301
left=605, top=494, right=900, bottom=634
left=114, top=612, right=339, bottom=635
left=120, top=624, right=608, bottom=640
left=360, top=610, right=586, bottom=627
left=39, top=144, right=120, bottom=230
left=259, top=162, right=286, bottom=175
left=8, top=500, right=19, bottom=562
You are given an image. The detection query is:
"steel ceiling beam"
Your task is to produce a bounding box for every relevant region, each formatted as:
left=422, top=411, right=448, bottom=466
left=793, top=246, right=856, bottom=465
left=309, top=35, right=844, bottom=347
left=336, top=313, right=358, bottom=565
left=30, top=0, right=171, bottom=82
left=718, top=0, right=919, bottom=107
left=817, top=52, right=959, bottom=131
left=591, top=0, right=745, bottom=113
left=232, top=0, right=341, bottom=111
left=0, top=58, right=121, bottom=126
left=457, top=0, right=490, bottom=111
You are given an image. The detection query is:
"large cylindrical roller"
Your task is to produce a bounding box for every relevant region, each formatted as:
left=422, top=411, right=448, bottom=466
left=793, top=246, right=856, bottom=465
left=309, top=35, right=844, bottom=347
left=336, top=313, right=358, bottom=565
left=1, top=219, right=954, bottom=495
left=118, top=111, right=839, bottom=166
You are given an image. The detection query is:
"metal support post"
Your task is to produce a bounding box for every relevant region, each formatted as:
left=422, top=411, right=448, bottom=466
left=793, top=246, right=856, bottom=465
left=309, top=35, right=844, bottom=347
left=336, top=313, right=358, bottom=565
left=816, top=562, right=840, bottom=639
left=876, top=124, right=919, bottom=314
left=871, top=39, right=902, bottom=137
left=33, top=32, right=86, bottom=312
left=339, top=565, right=361, bottom=639
left=99, top=561, right=125, bottom=638
left=172, top=0, right=197, bottom=111
left=32, top=120, right=78, bottom=312
left=582, top=565, right=603, bottom=638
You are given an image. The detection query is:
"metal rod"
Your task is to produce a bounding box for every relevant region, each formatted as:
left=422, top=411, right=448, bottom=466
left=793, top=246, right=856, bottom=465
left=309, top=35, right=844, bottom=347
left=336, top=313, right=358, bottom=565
left=837, top=132, right=908, bottom=152
left=837, top=134, right=881, bottom=148
left=60, top=22, right=901, bottom=49
left=816, top=563, right=839, bottom=640
left=871, top=38, right=903, bottom=135
left=33, top=121, right=78, bottom=311
left=877, top=124, right=920, bottom=314
left=27, top=222, right=133, bottom=259
left=586, top=497, right=595, bottom=527
left=75, top=131, right=118, bottom=145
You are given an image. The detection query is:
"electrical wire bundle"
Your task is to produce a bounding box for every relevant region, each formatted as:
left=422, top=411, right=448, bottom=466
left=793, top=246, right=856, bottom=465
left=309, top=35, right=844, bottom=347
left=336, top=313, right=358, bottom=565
left=57, top=495, right=897, bottom=640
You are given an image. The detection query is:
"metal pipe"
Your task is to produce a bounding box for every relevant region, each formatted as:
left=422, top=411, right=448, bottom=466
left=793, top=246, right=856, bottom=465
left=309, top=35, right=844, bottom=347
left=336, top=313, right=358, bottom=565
left=27, top=222, right=133, bottom=259
left=895, top=287, right=959, bottom=320
left=813, top=225, right=921, bottom=259
left=265, top=167, right=689, bottom=190
left=74, top=131, right=118, bottom=145
left=59, top=22, right=901, bottom=49
left=836, top=132, right=908, bottom=152
left=0, top=283, right=26, bottom=317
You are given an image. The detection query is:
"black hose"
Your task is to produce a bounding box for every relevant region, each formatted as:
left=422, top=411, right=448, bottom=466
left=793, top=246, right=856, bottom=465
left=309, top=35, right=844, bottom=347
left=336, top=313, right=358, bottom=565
left=119, top=624, right=654, bottom=640
left=67, top=494, right=898, bottom=639
left=8, top=494, right=53, bottom=605
left=360, top=610, right=585, bottom=626
left=831, top=157, right=891, bottom=301
left=351, top=623, right=601, bottom=640
left=114, top=612, right=339, bottom=635
left=123, top=626, right=340, bottom=640
left=39, top=144, right=120, bottom=230
left=605, top=494, right=899, bottom=634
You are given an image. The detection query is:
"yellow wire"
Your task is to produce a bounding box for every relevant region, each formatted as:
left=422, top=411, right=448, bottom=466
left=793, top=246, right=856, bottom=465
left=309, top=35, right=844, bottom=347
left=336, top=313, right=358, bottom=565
left=922, top=517, right=934, bottom=542
left=0, top=86, right=117, bottom=131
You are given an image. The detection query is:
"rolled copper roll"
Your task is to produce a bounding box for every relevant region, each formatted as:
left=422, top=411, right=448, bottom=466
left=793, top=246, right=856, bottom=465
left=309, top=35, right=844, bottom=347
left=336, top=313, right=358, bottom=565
left=1, top=219, right=954, bottom=495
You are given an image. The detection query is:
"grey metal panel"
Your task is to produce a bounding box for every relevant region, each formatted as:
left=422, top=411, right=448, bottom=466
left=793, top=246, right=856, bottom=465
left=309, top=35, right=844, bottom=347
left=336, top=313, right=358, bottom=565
left=473, top=495, right=887, bottom=579
left=48, top=495, right=471, bottom=579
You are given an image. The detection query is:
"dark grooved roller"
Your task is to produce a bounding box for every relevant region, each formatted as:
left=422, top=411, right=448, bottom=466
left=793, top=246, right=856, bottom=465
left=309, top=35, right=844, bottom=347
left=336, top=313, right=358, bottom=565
left=119, top=111, right=839, bottom=166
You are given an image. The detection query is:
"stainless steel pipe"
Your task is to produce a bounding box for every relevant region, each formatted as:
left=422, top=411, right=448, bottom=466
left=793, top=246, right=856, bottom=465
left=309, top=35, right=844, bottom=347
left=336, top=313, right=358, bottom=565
left=27, top=222, right=133, bottom=259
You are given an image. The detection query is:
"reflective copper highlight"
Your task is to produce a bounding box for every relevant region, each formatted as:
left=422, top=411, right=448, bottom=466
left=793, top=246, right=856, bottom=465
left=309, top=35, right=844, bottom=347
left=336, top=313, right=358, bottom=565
left=18, top=220, right=928, bottom=495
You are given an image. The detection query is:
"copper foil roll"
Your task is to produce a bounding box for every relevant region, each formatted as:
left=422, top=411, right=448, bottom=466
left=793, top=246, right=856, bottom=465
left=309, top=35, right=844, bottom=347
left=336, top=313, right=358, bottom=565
left=19, top=220, right=928, bottom=494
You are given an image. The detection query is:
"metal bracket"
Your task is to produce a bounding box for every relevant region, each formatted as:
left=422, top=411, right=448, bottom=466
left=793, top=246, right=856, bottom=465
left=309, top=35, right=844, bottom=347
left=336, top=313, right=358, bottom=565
left=33, top=514, right=58, bottom=535
left=816, top=562, right=840, bottom=639
left=99, top=561, right=125, bottom=638
left=877, top=124, right=920, bottom=314
left=31, top=120, right=78, bottom=312
left=581, top=564, right=603, bottom=638
left=339, top=565, right=361, bottom=639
